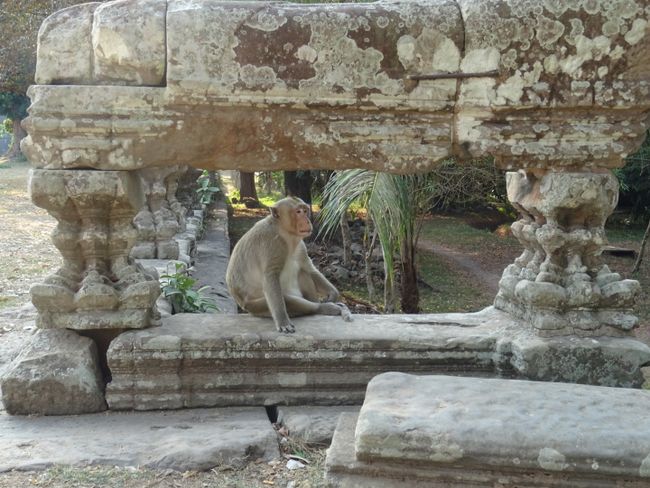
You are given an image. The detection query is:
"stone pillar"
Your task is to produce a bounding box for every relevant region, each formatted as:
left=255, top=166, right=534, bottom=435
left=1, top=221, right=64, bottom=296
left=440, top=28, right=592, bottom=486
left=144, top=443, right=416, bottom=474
left=130, top=165, right=188, bottom=260
left=29, top=169, right=161, bottom=331
left=495, top=169, right=640, bottom=337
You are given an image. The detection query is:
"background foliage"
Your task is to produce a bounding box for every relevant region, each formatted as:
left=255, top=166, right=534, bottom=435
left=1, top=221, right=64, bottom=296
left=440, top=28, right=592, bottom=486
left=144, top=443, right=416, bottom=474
left=617, top=131, right=650, bottom=222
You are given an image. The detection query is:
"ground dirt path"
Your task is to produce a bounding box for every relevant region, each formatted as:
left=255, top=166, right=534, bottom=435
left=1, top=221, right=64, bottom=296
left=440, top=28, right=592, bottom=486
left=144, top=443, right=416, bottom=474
left=418, top=238, right=502, bottom=295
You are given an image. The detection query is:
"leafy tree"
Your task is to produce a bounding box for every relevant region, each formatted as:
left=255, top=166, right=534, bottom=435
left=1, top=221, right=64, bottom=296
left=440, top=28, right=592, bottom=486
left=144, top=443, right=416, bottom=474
left=617, top=131, right=650, bottom=222
left=319, top=170, right=434, bottom=313
left=0, top=1, right=102, bottom=157
left=618, top=131, right=650, bottom=273
left=0, top=93, right=29, bottom=157
left=284, top=170, right=314, bottom=205
left=239, top=172, right=261, bottom=207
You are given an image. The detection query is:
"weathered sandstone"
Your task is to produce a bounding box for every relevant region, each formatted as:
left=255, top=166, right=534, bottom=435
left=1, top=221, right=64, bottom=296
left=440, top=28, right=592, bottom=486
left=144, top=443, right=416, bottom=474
left=105, top=309, right=650, bottom=411
left=22, top=0, right=650, bottom=172
left=325, top=373, right=650, bottom=487
left=1, top=329, right=106, bottom=415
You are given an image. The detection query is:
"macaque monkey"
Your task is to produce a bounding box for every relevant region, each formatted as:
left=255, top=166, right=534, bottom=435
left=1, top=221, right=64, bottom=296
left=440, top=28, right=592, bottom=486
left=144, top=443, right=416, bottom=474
left=226, top=197, right=352, bottom=333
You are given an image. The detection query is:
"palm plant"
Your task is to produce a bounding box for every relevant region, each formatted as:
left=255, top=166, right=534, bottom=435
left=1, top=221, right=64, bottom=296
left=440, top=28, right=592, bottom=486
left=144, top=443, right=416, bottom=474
left=318, top=170, right=434, bottom=313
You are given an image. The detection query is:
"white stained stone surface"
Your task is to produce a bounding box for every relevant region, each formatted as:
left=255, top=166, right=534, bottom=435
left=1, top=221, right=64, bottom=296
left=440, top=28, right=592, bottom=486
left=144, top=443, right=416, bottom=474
left=92, top=0, right=166, bottom=85
left=35, top=2, right=99, bottom=85
left=355, top=373, right=650, bottom=478
left=0, top=329, right=106, bottom=416
left=0, top=407, right=279, bottom=472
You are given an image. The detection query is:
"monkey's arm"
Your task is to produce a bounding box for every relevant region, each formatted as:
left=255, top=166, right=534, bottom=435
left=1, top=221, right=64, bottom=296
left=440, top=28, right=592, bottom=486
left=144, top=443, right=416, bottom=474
left=298, top=244, right=340, bottom=302
left=263, top=270, right=295, bottom=333
left=310, top=270, right=340, bottom=302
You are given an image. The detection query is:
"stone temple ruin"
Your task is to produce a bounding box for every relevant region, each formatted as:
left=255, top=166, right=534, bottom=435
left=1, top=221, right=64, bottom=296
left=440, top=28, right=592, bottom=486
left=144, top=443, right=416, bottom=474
left=3, top=0, right=650, bottom=484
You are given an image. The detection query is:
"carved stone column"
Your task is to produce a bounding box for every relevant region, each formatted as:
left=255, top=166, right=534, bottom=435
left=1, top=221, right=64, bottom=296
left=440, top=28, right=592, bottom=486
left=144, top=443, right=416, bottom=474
left=29, top=169, right=160, bottom=330
left=130, top=165, right=188, bottom=260
left=495, top=170, right=640, bottom=337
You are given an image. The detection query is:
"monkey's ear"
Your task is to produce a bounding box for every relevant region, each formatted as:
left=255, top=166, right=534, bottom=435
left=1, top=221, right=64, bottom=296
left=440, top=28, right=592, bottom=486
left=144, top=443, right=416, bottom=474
left=271, top=206, right=280, bottom=219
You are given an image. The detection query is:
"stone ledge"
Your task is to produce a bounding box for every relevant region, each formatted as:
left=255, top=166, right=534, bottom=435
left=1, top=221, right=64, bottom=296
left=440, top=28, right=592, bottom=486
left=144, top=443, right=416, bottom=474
left=325, top=373, right=650, bottom=487
left=105, top=308, right=650, bottom=410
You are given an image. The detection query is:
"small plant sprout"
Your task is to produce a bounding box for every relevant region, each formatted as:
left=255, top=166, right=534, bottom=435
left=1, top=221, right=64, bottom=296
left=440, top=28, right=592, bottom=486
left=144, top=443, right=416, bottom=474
left=160, top=263, right=219, bottom=313
left=196, top=170, right=221, bottom=205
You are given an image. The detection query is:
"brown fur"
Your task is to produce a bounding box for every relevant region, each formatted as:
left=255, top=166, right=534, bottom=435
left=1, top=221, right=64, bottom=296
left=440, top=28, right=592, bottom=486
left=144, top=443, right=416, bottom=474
left=226, top=197, right=352, bottom=333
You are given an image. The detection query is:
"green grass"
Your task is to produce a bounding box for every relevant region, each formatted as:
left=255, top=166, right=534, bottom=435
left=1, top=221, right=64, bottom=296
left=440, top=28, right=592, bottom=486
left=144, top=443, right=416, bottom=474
left=419, top=216, right=518, bottom=252
left=605, top=226, right=646, bottom=243
left=339, top=250, right=493, bottom=313
left=417, top=251, right=494, bottom=313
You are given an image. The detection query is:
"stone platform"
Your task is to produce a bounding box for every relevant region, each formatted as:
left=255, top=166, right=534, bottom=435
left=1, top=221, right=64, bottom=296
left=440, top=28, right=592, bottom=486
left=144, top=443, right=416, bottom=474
left=105, top=308, right=650, bottom=410
left=325, top=373, right=650, bottom=487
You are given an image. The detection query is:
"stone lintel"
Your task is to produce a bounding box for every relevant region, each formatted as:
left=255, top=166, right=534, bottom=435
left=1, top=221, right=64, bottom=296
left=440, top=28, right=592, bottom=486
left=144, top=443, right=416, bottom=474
left=105, top=308, right=650, bottom=410
left=325, top=373, right=650, bottom=487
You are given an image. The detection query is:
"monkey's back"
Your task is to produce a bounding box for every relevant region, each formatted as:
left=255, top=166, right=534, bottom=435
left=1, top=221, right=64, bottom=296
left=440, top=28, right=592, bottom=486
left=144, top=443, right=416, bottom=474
left=226, top=216, right=282, bottom=306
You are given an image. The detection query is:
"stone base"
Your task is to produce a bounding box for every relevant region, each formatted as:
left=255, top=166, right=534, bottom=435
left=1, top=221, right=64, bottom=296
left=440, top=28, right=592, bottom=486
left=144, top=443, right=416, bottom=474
left=1, top=329, right=106, bottom=415
left=105, top=308, right=650, bottom=410
left=324, top=373, right=650, bottom=487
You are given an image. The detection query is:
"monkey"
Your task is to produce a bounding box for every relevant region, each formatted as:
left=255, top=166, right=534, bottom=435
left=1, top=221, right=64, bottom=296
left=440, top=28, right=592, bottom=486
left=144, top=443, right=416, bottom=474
left=226, top=196, right=352, bottom=333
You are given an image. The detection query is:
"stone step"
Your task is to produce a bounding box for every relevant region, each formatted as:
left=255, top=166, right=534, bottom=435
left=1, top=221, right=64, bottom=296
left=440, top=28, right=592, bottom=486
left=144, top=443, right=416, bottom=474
left=105, top=308, right=650, bottom=410
left=0, top=407, right=278, bottom=472
left=325, top=373, right=650, bottom=487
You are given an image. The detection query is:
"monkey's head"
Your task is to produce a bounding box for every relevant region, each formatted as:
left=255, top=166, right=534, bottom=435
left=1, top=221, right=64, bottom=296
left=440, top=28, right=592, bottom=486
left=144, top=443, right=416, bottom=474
left=271, top=197, right=312, bottom=238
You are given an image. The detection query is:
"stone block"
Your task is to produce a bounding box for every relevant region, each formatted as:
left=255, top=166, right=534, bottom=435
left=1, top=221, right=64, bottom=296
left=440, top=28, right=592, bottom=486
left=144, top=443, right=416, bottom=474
left=25, top=1, right=650, bottom=172
left=92, top=0, right=166, bottom=85
left=509, top=332, right=650, bottom=387
left=277, top=406, right=360, bottom=445
left=1, top=329, right=106, bottom=415
left=325, top=373, right=650, bottom=487
left=106, top=309, right=505, bottom=410
left=105, top=308, right=650, bottom=411
left=35, top=2, right=99, bottom=85
left=0, top=407, right=279, bottom=471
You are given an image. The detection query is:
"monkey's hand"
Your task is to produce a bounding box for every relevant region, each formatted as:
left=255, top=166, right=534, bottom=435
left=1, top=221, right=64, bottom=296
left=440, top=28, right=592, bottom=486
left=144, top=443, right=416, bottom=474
left=276, top=320, right=296, bottom=334
left=325, top=289, right=340, bottom=303
left=336, top=302, right=353, bottom=322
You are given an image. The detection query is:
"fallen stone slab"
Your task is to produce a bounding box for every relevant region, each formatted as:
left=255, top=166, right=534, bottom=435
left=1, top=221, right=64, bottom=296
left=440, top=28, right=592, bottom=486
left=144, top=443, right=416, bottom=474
left=106, top=307, right=650, bottom=411
left=1, top=329, right=106, bottom=415
left=325, top=373, right=650, bottom=487
left=277, top=406, right=360, bottom=445
left=0, top=407, right=279, bottom=472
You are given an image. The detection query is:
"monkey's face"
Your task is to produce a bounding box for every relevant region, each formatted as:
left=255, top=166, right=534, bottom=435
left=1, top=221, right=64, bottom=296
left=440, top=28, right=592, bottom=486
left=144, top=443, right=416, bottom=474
left=293, top=205, right=312, bottom=238
left=272, top=198, right=313, bottom=238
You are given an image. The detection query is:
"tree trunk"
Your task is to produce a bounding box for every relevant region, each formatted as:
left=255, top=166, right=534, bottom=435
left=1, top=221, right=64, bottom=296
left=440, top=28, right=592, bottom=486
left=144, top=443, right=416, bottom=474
left=7, top=119, right=26, bottom=158
left=383, top=258, right=397, bottom=313
left=340, top=212, right=352, bottom=267
left=364, top=219, right=377, bottom=303
left=632, top=217, right=650, bottom=273
left=399, top=242, right=420, bottom=313
left=239, top=171, right=260, bottom=206
left=284, top=171, right=313, bottom=204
